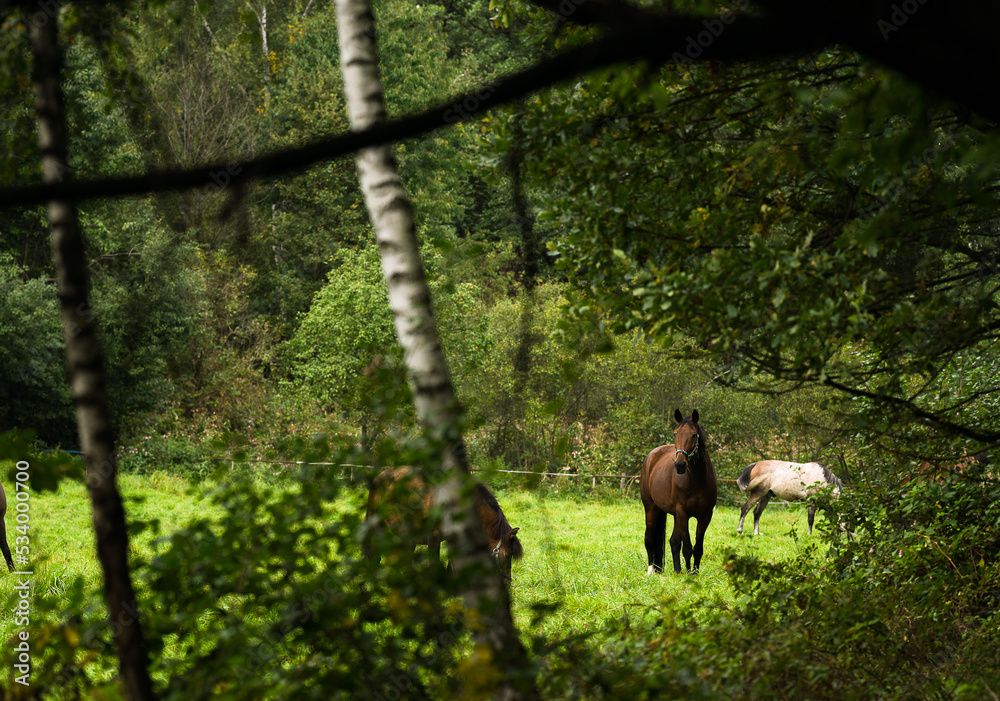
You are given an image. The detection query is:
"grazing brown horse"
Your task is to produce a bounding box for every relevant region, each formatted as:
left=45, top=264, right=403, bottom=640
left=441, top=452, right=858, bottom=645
left=0, top=484, right=13, bottom=572
left=363, top=466, right=523, bottom=581
left=736, top=460, right=843, bottom=536
left=640, top=410, right=718, bottom=573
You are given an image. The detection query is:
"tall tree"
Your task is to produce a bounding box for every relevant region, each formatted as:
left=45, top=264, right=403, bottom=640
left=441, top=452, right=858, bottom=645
left=30, top=11, right=155, bottom=701
left=334, top=0, right=538, bottom=697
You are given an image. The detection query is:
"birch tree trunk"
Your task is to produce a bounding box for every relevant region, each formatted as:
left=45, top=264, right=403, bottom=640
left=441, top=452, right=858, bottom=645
left=334, top=2, right=537, bottom=697
left=247, top=1, right=272, bottom=108
left=30, top=15, right=156, bottom=701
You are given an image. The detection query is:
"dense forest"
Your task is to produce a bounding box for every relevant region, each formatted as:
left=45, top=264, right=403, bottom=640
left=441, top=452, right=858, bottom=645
left=2, top=0, right=847, bottom=478
left=1, top=0, right=999, bottom=698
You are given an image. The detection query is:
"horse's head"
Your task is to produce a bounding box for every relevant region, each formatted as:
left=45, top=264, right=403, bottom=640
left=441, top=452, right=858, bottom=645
left=672, top=408, right=701, bottom=474
left=491, top=527, right=523, bottom=583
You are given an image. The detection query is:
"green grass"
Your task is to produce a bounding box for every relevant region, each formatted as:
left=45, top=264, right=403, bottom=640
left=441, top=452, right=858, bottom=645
left=0, top=472, right=214, bottom=641
left=497, top=488, right=830, bottom=635
left=0, top=473, right=832, bottom=646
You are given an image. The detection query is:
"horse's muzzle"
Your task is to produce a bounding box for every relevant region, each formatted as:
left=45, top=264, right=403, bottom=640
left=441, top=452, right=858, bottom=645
left=674, top=461, right=688, bottom=474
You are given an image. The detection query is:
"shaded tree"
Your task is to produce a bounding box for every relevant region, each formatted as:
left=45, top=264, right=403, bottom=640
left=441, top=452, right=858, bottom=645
left=334, top=0, right=539, bottom=696
left=30, top=9, right=155, bottom=700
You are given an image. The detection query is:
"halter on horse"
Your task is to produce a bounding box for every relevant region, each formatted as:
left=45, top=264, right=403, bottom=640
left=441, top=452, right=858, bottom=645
left=640, top=409, right=718, bottom=573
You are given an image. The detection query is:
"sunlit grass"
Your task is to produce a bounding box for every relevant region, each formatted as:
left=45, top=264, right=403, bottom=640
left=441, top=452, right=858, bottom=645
left=497, top=487, right=830, bottom=635
left=0, top=472, right=214, bottom=642
left=0, top=473, right=831, bottom=648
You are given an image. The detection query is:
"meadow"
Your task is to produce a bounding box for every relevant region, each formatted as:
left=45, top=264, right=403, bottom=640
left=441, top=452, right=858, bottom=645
left=0, top=472, right=213, bottom=641
left=0, top=472, right=829, bottom=646
left=499, top=486, right=825, bottom=634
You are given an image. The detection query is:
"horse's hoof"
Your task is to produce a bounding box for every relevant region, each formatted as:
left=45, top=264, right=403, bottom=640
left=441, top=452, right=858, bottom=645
left=646, top=565, right=655, bottom=575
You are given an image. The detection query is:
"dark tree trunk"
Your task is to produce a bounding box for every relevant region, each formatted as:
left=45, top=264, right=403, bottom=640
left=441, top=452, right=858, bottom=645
left=30, top=14, right=156, bottom=701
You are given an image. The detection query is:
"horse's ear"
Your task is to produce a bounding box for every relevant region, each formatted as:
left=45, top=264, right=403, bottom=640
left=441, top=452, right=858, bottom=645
left=691, top=409, right=699, bottom=423
left=674, top=409, right=683, bottom=423
left=508, top=527, right=519, bottom=539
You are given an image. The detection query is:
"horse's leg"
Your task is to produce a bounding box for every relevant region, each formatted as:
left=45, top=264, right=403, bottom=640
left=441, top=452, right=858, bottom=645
left=738, top=491, right=763, bottom=535
left=361, top=518, right=379, bottom=563
left=692, top=511, right=714, bottom=572
left=363, top=484, right=382, bottom=563
left=669, top=511, right=689, bottom=573
left=681, top=523, right=694, bottom=572
left=0, top=517, right=13, bottom=572
left=807, top=503, right=817, bottom=535
left=644, top=506, right=667, bottom=574
left=752, top=492, right=772, bottom=536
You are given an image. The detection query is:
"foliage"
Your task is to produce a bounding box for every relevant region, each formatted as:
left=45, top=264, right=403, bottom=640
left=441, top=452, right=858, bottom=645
left=503, top=6, right=1000, bottom=457
left=89, top=220, right=209, bottom=423
left=116, top=432, right=214, bottom=477
left=248, top=0, right=529, bottom=333
left=0, top=255, right=75, bottom=445
left=527, top=464, right=1000, bottom=700
left=16, top=466, right=1000, bottom=700
left=451, top=282, right=840, bottom=478
left=18, top=450, right=525, bottom=700
left=282, top=242, right=413, bottom=454
left=7, top=0, right=1000, bottom=697
left=252, top=5, right=367, bottom=330
left=0, top=428, right=84, bottom=491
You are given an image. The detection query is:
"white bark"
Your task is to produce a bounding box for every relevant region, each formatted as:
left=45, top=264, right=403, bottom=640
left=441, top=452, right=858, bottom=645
left=247, top=1, right=271, bottom=105
left=334, top=1, right=537, bottom=697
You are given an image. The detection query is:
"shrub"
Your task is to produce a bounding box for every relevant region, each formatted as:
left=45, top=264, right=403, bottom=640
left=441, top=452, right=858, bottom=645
left=117, top=433, right=213, bottom=477
left=21, top=452, right=504, bottom=699
left=0, top=254, right=75, bottom=445
left=536, top=462, right=1000, bottom=700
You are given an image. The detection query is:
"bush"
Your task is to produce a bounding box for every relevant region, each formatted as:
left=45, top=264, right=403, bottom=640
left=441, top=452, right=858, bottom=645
left=0, top=254, right=75, bottom=445
left=15, top=443, right=1000, bottom=699
left=21, top=451, right=503, bottom=700
left=117, top=433, right=214, bottom=477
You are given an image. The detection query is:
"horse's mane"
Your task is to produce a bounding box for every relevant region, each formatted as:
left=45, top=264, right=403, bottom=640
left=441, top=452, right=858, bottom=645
left=821, top=464, right=844, bottom=489
left=680, top=416, right=709, bottom=454
left=695, top=421, right=708, bottom=449
left=475, top=483, right=524, bottom=560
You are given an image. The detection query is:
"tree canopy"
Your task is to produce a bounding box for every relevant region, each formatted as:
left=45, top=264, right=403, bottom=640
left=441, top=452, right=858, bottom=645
left=2, top=0, right=1000, bottom=698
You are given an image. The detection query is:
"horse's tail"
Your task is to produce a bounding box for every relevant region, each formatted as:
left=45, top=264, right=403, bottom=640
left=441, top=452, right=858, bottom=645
left=736, top=463, right=757, bottom=491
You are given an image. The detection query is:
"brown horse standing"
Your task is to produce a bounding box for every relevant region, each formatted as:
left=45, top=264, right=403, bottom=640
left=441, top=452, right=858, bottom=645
left=363, top=466, right=523, bottom=581
left=640, top=410, right=718, bottom=573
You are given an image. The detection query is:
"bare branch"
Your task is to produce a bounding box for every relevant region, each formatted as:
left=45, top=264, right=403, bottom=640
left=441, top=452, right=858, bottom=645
left=821, top=377, right=1000, bottom=445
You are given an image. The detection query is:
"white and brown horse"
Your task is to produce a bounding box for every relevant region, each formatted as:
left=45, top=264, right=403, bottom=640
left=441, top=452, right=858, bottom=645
left=736, top=460, right=843, bottom=536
